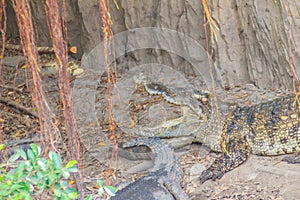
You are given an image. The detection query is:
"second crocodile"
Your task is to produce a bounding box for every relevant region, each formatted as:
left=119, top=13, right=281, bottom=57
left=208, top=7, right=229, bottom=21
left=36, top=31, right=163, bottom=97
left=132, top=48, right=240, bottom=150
left=111, top=137, right=189, bottom=200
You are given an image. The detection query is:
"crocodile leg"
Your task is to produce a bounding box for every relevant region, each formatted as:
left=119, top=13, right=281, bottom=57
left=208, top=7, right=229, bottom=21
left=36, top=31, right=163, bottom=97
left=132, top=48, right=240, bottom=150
left=282, top=152, right=300, bottom=164
left=199, top=137, right=251, bottom=183
left=163, top=178, right=190, bottom=200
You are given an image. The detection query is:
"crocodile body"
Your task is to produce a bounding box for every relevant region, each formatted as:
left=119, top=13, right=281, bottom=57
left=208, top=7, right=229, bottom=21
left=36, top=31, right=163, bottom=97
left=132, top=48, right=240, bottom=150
left=198, top=94, right=300, bottom=183
left=129, top=75, right=300, bottom=183
left=128, top=75, right=300, bottom=183
left=111, top=137, right=189, bottom=200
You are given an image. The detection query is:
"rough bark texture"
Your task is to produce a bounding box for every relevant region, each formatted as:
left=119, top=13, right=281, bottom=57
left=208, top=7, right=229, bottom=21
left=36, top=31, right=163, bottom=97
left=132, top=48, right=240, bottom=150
left=5, top=0, right=300, bottom=89
left=236, top=0, right=292, bottom=89
left=210, top=0, right=299, bottom=89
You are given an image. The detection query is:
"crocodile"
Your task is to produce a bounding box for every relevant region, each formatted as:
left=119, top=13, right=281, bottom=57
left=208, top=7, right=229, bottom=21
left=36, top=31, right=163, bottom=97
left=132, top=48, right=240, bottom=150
left=111, top=137, right=190, bottom=200
left=119, top=74, right=300, bottom=184
left=133, top=73, right=210, bottom=118
left=129, top=73, right=210, bottom=141
left=131, top=76, right=300, bottom=180
left=198, top=94, right=300, bottom=183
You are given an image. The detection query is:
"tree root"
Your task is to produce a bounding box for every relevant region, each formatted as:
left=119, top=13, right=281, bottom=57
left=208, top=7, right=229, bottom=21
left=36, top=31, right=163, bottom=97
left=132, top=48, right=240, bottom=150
left=0, top=96, right=38, bottom=118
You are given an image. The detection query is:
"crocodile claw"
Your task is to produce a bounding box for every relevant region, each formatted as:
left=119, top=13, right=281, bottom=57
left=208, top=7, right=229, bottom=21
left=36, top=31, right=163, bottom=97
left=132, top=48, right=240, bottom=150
left=199, top=169, right=213, bottom=184
left=199, top=168, right=225, bottom=184
left=282, top=154, right=300, bottom=164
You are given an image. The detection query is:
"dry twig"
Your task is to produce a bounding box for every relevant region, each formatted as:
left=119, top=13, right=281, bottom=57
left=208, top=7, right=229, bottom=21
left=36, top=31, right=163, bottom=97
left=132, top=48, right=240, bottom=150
left=0, top=96, right=38, bottom=118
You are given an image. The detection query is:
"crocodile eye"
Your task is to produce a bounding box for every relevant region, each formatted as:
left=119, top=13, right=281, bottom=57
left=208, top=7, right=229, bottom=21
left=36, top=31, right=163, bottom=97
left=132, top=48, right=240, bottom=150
left=193, top=89, right=211, bottom=104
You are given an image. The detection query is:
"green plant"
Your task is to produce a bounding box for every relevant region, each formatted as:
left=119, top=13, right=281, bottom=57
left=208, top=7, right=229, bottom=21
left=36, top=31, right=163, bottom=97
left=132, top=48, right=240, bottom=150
left=0, top=144, right=117, bottom=200
left=85, top=179, right=117, bottom=200
left=0, top=143, right=78, bottom=199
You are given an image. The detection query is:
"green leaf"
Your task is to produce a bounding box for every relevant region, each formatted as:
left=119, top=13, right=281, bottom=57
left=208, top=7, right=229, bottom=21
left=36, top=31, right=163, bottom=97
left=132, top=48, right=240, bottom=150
left=66, top=188, right=78, bottom=199
left=53, top=188, right=62, bottom=197
left=14, top=192, right=22, bottom=199
left=15, top=162, right=25, bottom=178
left=49, top=172, right=61, bottom=183
left=6, top=171, right=15, bottom=181
left=86, top=194, right=93, bottom=200
left=8, top=151, right=20, bottom=162
left=24, top=161, right=33, bottom=171
left=104, top=185, right=117, bottom=196
left=29, top=183, right=34, bottom=192
left=67, top=191, right=78, bottom=199
left=66, top=188, right=77, bottom=193
left=97, top=179, right=103, bottom=187
left=65, top=166, right=78, bottom=173
left=27, top=149, right=36, bottom=163
left=37, top=181, right=48, bottom=190
left=26, top=176, right=39, bottom=185
left=17, top=182, right=31, bottom=193
left=37, top=159, right=47, bottom=171
left=24, top=193, right=31, bottom=200
left=62, top=170, right=70, bottom=179
left=10, top=184, right=23, bottom=192
left=65, top=160, right=77, bottom=168
left=0, top=187, right=8, bottom=196
left=18, top=149, right=27, bottom=160
left=0, top=144, right=4, bottom=151
left=36, top=171, right=45, bottom=180
left=49, top=151, right=61, bottom=168
left=0, top=185, right=9, bottom=196
left=24, top=160, right=31, bottom=166
left=98, top=187, right=104, bottom=197
left=30, top=143, right=40, bottom=156
left=60, top=180, right=68, bottom=189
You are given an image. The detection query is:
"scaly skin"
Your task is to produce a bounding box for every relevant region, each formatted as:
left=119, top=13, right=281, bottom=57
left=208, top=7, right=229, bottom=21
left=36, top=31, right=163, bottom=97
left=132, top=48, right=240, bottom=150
left=131, top=73, right=210, bottom=140
left=112, top=137, right=189, bottom=200
left=133, top=73, right=210, bottom=118
left=131, top=74, right=300, bottom=183
left=199, top=94, right=300, bottom=183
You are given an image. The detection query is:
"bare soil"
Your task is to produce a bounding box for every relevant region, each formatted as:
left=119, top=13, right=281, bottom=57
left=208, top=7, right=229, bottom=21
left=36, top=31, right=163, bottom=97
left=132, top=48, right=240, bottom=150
left=1, top=54, right=300, bottom=200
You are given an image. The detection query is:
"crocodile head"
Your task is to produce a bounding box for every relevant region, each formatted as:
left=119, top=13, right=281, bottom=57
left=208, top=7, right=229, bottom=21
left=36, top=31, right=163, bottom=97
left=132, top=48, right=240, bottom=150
left=132, top=72, right=147, bottom=84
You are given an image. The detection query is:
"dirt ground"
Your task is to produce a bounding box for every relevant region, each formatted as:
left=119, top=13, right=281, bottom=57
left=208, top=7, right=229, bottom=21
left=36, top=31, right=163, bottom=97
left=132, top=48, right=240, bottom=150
left=73, top=66, right=300, bottom=200
left=1, top=53, right=300, bottom=200
left=83, top=143, right=299, bottom=200
left=182, top=145, right=300, bottom=200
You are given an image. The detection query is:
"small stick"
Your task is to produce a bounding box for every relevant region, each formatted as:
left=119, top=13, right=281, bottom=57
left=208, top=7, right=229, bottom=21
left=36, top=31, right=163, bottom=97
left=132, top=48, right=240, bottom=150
left=0, top=96, right=38, bottom=118
left=0, top=84, right=23, bottom=93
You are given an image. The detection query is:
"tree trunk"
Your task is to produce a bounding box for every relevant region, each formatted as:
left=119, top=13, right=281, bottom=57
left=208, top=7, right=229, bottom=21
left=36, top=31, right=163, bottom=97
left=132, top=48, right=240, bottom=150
left=6, top=0, right=298, bottom=90
left=211, top=0, right=296, bottom=89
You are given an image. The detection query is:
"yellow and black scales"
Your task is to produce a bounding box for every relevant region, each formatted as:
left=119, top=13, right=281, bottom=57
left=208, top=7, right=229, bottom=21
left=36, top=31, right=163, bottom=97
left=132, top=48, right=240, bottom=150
left=199, top=94, right=300, bottom=183
left=132, top=74, right=300, bottom=183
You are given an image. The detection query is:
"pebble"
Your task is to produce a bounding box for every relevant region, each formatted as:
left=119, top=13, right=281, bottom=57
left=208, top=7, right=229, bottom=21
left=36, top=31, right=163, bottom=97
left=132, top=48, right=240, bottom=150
left=189, top=163, right=206, bottom=181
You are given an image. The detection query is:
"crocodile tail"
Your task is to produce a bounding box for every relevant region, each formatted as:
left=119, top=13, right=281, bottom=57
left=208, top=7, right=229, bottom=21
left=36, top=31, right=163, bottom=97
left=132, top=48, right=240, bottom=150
left=122, top=137, right=175, bottom=171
